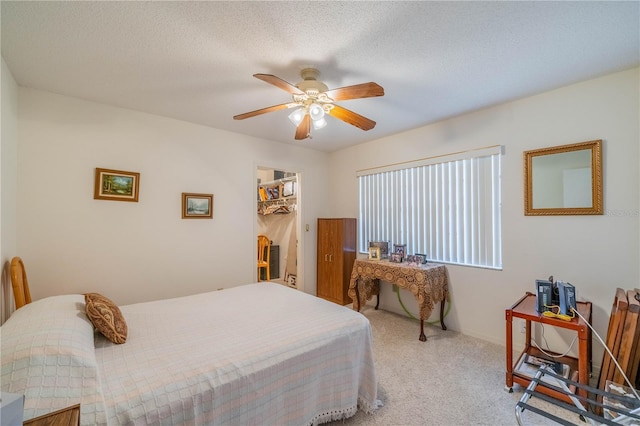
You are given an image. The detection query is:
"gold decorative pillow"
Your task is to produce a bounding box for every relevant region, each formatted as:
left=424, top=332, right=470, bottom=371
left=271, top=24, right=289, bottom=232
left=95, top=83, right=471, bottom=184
left=84, top=293, right=127, bottom=344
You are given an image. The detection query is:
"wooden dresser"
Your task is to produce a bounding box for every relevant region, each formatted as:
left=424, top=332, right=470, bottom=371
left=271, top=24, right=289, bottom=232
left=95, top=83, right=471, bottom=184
left=316, top=218, right=356, bottom=305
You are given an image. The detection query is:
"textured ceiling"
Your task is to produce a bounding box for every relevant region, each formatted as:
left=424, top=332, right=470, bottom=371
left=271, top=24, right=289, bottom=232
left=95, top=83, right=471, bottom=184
left=2, top=1, right=639, bottom=152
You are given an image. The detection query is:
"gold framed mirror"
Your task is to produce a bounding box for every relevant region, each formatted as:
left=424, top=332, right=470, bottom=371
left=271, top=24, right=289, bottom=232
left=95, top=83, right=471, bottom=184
left=524, top=140, right=603, bottom=215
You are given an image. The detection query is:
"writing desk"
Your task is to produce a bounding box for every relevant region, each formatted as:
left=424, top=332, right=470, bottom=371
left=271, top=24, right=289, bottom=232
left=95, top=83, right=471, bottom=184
left=348, top=259, right=449, bottom=341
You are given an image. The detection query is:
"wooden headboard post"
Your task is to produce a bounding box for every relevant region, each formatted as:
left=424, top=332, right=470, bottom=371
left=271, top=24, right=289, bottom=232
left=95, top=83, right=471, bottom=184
left=10, top=257, right=32, bottom=309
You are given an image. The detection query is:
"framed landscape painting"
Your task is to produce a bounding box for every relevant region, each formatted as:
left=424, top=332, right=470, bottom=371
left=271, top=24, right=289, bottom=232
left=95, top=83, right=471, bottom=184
left=182, top=193, right=213, bottom=219
left=94, top=168, right=140, bottom=202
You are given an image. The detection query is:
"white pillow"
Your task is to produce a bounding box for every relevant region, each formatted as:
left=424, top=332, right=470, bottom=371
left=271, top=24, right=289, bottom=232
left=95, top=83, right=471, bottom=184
left=1, top=295, right=108, bottom=424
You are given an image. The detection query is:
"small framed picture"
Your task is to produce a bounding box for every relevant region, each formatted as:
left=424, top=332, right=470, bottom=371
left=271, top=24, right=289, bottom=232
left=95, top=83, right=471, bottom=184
left=406, top=254, right=426, bottom=265
left=368, top=247, right=381, bottom=260
left=182, top=193, right=213, bottom=219
left=389, top=253, right=403, bottom=263
left=94, top=168, right=140, bottom=202
left=393, top=244, right=407, bottom=258
left=405, top=255, right=418, bottom=264
left=415, top=253, right=428, bottom=264
left=369, top=241, right=389, bottom=259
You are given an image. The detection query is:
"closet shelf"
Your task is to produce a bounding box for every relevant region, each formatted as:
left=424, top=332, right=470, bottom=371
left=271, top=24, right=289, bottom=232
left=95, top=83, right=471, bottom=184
left=259, top=196, right=297, bottom=204
left=259, top=176, right=297, bottom=187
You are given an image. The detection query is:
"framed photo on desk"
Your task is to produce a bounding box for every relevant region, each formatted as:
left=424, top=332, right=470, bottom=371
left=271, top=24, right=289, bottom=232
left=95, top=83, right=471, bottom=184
left=406, top=254, right=426, bottom=265
left=368, top=241, right=389, bottom=259
left=368, top=247, right=381, bottom=260
left=393, top=244, right=406, bottom=258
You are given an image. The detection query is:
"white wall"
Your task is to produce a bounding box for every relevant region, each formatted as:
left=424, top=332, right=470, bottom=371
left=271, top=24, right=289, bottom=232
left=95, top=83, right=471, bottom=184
left=16, top=88, right=330, bottom=305
left=8, top=67, right=639, bottom=369
left=1, top=57, right=19, bottom=322
left=329, top=68, right=640, bottom=367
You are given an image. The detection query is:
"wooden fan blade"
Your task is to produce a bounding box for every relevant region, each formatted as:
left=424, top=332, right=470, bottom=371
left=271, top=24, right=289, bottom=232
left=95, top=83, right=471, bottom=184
left=254, top=74, right=304, bottom=95
left=324, top=82, right=384, bottom=101
left=233, top=103, right=293, bottom=120
left=295, top=114, right=311, bottom=140
left=328, top=105, right=376, bottom=131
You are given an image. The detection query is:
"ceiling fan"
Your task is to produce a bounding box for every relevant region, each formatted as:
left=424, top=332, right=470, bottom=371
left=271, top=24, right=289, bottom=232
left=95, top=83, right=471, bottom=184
left=233, top=68, right=384, bottom=140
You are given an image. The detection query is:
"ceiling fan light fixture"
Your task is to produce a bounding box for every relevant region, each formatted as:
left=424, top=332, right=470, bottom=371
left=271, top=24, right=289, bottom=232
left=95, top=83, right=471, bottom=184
left=312, top=117, right=327, bottom=130
left=288, top=108, right=305, bottom=126
left=308, top=103, right=325, bottom=121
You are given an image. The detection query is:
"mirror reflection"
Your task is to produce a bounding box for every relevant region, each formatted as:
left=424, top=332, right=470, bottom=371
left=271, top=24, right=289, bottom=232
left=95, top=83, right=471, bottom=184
left=524, top=140, right=603, bottom=215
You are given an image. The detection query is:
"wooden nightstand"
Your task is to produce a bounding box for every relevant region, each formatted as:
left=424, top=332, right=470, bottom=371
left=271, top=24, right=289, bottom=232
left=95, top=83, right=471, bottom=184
left=23, top=404, right=80, bottom=426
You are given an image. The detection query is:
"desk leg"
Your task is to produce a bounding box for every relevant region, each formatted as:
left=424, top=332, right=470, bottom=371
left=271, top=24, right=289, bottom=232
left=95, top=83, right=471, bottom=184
left=419, top=320, right=427, bottom=342
left=440, top=297, right=447, bottom=330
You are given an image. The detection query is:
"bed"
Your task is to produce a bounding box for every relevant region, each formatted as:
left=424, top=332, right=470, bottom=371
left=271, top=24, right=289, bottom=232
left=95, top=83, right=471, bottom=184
left=1, top=259, right=381, bottom=425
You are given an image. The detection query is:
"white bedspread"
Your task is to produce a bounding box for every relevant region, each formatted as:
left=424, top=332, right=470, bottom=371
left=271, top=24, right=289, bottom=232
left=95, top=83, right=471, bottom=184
left=94, top=283, right=380, bottom=425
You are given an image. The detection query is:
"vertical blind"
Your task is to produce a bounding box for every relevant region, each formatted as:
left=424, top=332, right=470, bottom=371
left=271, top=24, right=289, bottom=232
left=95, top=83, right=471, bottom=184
left=358, top=146, right=503, bottom=269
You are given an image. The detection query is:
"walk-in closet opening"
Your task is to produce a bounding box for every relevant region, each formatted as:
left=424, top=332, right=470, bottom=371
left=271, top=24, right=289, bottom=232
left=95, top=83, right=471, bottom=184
left=256, top=167, right=301, bottom=290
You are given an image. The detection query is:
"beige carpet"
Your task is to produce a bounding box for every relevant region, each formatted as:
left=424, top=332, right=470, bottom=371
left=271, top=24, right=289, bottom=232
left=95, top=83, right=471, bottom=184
left=330, top=304, right=584, bottom=426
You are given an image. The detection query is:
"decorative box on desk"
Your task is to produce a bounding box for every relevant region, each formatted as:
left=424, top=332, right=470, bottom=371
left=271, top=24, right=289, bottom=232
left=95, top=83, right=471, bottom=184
left=505, top=292, right=592, bottom=403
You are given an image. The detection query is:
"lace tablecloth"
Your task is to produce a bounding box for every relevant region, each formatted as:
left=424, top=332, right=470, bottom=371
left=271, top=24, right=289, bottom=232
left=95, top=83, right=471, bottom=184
left=348, top=259, right=448, bottom=321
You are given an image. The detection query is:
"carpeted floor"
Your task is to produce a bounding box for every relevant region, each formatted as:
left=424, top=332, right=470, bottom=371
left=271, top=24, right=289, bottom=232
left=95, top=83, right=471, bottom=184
left=330, top=304, right=583, bottom=426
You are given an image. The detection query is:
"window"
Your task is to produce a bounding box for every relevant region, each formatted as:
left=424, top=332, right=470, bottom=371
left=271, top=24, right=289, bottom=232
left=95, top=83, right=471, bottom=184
left=358, top=145, right=502, bottom=269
